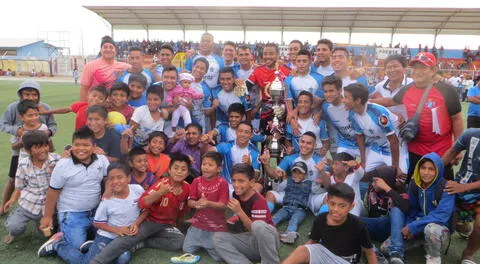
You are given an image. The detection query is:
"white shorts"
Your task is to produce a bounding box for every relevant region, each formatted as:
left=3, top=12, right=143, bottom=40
left=365, top=147, right=408, bottom=174
left=309, top=192, right=328, bottom=213
left=269, top=191, right=285, bottom=204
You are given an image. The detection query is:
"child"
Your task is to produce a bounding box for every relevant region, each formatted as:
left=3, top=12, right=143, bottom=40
left=12, top=100, right=52, bottom=161
left=283, top=183, right=377, bottom=264
left=0, top=80, right=57, bottom=215
left=167, top=72, right=203, bottom=131
left=3, top=131, right=60, bottom=244
left=318, top=152, right=365, bottom=216
left=360, top=166, right=409, bottom=264
left=129, top=85, right=168, bottom=147
left=204, top=102, right=265, bottom=144
left=41, top=85, right=107, bottom=130
left=86, top=105, right=122, bottom=162
left=442, top=128, right=480, bottom=264
left=181, top=152, right=229, bottom=262
left=128, top=147, right=157, bottom=190
left=212, top=163, right=280, bottom=264
left=38, top=163, right=148, bottom=264
left=39, top=127, right=110, bottom=250
left=145, top=131, right=171, bottom=178
left=127, top=73, right=148, bottom=108
left=395, top=152, right=455, bottom=264
left=90, top=154, right=191, bottom=264
left=107, top=82, right=134, bottom=123
left=273, top=161, right=312, bottom=244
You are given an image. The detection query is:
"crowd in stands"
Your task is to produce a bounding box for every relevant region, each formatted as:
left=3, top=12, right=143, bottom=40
left=1, top=33, right=480, bottom=264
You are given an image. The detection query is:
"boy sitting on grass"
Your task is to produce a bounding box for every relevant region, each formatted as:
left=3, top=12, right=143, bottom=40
left=90, top=154, right=191, bottom=264
left=181, top=152, right=229, bottom=262
left=3, top=131, right=60, bottom=244
left=38, top=163, right=148, bottom=264
left=283, top=183, right=377, bottom=264
left=273, top=161, right=312, bottom=244
left=212, top=163, right=280, bottom=264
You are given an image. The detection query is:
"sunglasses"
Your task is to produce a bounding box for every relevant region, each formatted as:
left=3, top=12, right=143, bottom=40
left=412, top=54, right=435, bottom=65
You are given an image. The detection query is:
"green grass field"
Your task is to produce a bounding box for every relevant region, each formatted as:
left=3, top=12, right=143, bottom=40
left=0, top=79, right=478, bottom=263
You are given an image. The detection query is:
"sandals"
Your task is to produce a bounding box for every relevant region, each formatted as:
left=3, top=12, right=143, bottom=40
left=170, top=253, right=201, bottom=264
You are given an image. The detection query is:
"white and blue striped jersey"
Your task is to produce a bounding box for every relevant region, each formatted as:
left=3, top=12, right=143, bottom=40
left=117, top=69, right=154, bottom=88
left=285, top=117, right=328, bottom=152
left=285, top=72, right=324, bottom=103
left=348, top=103, right=396, bottom=155
left=322, top=102, right=357, bottom=150
left=277, top=153, right=324, bottom=182
left=186, top=53, right=224, bottom=88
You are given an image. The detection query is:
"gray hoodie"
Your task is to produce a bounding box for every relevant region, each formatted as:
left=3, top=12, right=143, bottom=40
left=0, top=81, right=57, bottom=155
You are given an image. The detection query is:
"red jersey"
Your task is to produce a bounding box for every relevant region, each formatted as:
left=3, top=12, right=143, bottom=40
left=393, top=82, right=461, bottom=156
left=138, top=177, right=189, bottom=225
left=71, top=101, right=89, bottom=129
left=248, top=65, right=290, bottom=100
left=108, top=105, right=134, bottom=123
left=234, top=191, right=274, bottom=230
left=189, top=175, right=229, bottom=232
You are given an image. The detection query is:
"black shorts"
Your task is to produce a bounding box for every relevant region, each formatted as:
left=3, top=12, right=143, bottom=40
left=8, top=156, right=19, bottom=178
left=467, top=116, right=480, bottom=129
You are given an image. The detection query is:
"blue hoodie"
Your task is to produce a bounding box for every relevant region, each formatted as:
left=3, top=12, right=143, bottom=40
left=406, top=152, right=455, bottom=236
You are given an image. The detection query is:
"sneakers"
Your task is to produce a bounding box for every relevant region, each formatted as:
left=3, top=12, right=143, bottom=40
left=426, top=255, right=441, bottom=264
left=3, top=233, right=15, bottom=245
left=38, top=232, right=63, bottom=257
left=170, top=253, right=201, bottom=264
left=280, top=232, right=298, bottom=244
left=389, top=252, right=405, bottom=264
left=79, top=240, right=94, bottom=253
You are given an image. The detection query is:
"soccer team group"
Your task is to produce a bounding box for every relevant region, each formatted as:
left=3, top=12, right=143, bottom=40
left=0, top=33, right=479, bottom=264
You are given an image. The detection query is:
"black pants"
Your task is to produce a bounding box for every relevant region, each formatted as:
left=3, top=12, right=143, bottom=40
left=407, top=151, right=454, bottom=183
left=467, top=116, right=480, bottom=128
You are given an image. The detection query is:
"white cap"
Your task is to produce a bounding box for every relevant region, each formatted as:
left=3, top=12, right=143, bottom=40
left=179, top=72, right=194, bottom=82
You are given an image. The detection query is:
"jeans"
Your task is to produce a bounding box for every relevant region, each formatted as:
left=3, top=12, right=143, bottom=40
left=183, top=226, right=222, bottom=261
left=58, top=211, right=95, bottom=249
left=273, top=206, right=307, bottom=232
left=56, top=234, right=131, bottom=264
left=360, top=207, right=406, bottom=256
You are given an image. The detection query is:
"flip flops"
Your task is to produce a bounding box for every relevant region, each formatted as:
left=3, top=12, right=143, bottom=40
left=170, top=253, right=201, bottom=264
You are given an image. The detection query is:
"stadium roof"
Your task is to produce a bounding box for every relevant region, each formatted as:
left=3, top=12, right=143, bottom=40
left=0, top=39, right=59, bottom=50
left=83, top=6, right=480, bottom=35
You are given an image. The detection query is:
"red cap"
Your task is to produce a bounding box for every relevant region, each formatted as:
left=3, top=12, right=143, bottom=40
left=409, top=52, right=437, bottom=67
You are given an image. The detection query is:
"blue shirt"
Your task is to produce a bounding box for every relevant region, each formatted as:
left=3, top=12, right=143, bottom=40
left=467, top=86, right=480, bottom=117
left=278, top=153, right=323, bottom=182
left=154, top=65, right=182, bottom=77
left=215, top=141, right=260, bottom=184
left=186, top=53, right=224, bottom=88
left=117, top=69, right=154, bottom=88
left=322, top=102, right=357, bottom=150
left=215, top=123, right=265, bottom=144
left=285, top=72, right=324, bottom=104
left=127, top=93, right=147, bottom=108
left=285, top=117, right=328, bottom=152
left=348, top=103, right=396, bottom=155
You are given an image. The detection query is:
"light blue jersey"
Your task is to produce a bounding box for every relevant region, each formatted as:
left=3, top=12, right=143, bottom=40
left=322, top=102, right=357, bottom=150
left=154, top=65, right=182, bottom=77
left=215, top=123, right=265, bottom=144
left=285, top=71, right=324, bottom=104
left=285, top=117, right=328, bottom=152
left=348, top=103, right=396, bottom=155
left=215, top=141, right=260, bottom=184
left=186, top=53, right=224, bottom=88
left=278, top=153, right=324, bottom=182
left=117, top=69, right=154, bottom=88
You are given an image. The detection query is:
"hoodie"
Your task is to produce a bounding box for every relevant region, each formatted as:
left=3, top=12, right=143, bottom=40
left=0, top=84, right=57, bottom=155
left=406, top=152, right=455, bottom=236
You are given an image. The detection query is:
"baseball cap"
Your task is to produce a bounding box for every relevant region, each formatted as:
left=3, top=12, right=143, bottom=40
left=292, top=161, right=308, bottom=174
left=409, top=52, right=437, bottom=67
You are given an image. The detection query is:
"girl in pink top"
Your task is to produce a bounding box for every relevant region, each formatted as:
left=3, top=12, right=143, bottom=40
left=167, top=72, right=203, bottom=131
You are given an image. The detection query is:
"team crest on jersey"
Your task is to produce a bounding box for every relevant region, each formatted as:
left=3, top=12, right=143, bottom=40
left=379, top=115, right=389, bottom=127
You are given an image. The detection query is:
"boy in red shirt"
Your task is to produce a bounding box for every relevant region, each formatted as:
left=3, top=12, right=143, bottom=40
left=212, top=163, right=280, bottom=264
left=181, top=152, right=229, bottom=261
left=41, top=86, right=107, bottom=129
left=90, top=154, right=191, bottom=264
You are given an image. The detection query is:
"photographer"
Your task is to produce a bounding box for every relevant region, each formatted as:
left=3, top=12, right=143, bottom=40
left=383, top=52, right=463, bottom=182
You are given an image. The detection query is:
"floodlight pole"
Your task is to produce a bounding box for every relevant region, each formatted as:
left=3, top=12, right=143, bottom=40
left=433, top=28, right=439, bottom=46
left=348, top=27, right=352, bottom=44
left=146, top=25, right=150, bottom=41
left=182, top=26, right=186, bottom=41
left=243, top=26, right=247, bottom=42
left=390, top=28, right=395, bottom=46
left=281, top=27, right=284, bottom=45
